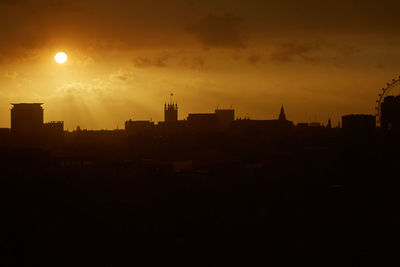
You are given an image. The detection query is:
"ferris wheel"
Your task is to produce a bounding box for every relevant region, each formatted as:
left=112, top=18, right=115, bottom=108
left=375, top=76, right=400, bottom=125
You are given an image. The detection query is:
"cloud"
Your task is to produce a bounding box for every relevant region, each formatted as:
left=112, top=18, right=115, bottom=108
left=0, top=0, right=77, bottom=8
left=0, top=71, right=18, bottom=80
left=131, top=52, right=206, bottom=70
left=247, top=54, right=262, bottom=65
left=109, top=70, right=135, bottom=82
left=1, top=0, right=400, bottom=64
left=0, top=0, right=82, bottom=63
left=179, top=56, right=205, bottom=70
left=270, top=42, right=322, bottom=63
left=336, top=45, right=361, bottom=57
left=54, top=79, right=111, bottom=102
left=132, top=54, right=169, bottom=68
left=188, top=13, right=246, bottom=48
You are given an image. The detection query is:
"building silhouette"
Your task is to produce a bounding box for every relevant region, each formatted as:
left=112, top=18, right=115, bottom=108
left=380, top=95, right=400, bottom=132
left=230, top=106, right=294, bottom=137
left=279, top=105, right=287, bottom=121
left=125, top=119, right=155, bottom=134
left=164, top=103, right=178, bottom=123
left=187, top=113, right=219, bottom=132
left=10, top=103, right=64, bottom=143
left=309, top=122, right=321, bottom=127
left=43, top=121, right=64, bottom=137
left=215, top=109, right=235, bottom=128
left=11, top=103, right=44, bottom=136
left=186, top=109, right=235, bottom=132
left=342, top=114, right=376, bottom=137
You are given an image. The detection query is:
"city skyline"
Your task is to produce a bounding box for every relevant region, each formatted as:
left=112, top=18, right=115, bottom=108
left=4, top=99, right=335, bottom=131
left=1, top=1, right=400, bottom=129
left=3, top=2, right=400, bottom=265
left=0, top=63, right=389, bottom=130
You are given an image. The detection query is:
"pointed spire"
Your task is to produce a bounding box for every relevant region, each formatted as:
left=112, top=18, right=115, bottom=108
left=279, top=105, right=287, bottom=121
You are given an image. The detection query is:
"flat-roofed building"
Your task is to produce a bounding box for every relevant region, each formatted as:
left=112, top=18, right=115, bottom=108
left=125, top=120, right=155, bottom=134
left=11, top=103, right=43, bottom=136
left=342, top=114, right=376, bottom=136
left=43, top=121, right=64, bottom=137
left=187, top=113, right=219, bottom=132
left=215, top=109, right=234, bottom=129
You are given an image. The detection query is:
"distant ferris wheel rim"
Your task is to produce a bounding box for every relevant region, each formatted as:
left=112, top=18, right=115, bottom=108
left=376, top=76, right=400, bottom=125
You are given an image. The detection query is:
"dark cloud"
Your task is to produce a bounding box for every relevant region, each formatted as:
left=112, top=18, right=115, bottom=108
left=21, top=0, right=79, bottom=11
left=188, top=13, right=246, bottom=48
left=132, top=55, right=169, bottom=68
left=179, top=56, right=205, bottom=70
left=0, top=0, right=82, bottom=62
left=245, top=0, right=400, bottom=36
left=270, top=43, right=322, bottom=63
left=337, top=45, right=361, bottom=57
left=131, top=53, right=206, bottom=70
left=248, top=54, right=262, bottom=65
left=0, top=0, right=400, bottom=63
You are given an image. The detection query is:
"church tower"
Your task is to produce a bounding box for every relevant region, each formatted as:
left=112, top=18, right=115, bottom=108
left=164, top=94, right=178, bottom=122
left=279, top=105, right=287, bottom=121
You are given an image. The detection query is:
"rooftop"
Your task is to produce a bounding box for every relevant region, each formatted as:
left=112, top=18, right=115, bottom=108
left=11, top=103, right=43, bottom=106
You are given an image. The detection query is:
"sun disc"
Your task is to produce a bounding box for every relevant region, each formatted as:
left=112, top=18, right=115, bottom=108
left=55, top=52, right=68, bottom=64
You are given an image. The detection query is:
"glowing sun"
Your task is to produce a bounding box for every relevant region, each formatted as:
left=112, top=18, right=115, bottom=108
left=55, top=52, right=68, bottom=64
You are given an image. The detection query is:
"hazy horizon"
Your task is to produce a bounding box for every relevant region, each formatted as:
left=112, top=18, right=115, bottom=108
left=1, top=0, right=399, bottom=129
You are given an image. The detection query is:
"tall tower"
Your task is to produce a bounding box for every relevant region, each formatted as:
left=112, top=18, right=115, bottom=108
left=164, top=94, right=178, bottom=122
left=11, top=103, right=44, bottom=136
left=278, top=105, right=287, bottom=121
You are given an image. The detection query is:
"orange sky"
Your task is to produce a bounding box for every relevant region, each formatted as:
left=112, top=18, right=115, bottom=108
left=0, top=0, right=399, bottom=129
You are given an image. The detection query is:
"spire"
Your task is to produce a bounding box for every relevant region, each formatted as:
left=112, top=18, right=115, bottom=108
left=327, top=118, right=332, bottom=128
left=279, top=105, right=287, bottom=121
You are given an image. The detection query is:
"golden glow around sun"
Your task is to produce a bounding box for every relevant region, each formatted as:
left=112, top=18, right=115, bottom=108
left=55, top=52, right=68, bottom=64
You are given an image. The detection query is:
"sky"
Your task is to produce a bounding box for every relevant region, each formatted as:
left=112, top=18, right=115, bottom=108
left=1, top=0, right=400, bottom=129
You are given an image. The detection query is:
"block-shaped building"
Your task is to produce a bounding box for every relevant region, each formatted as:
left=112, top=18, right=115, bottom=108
left=11, top=103, right=44, bottom=136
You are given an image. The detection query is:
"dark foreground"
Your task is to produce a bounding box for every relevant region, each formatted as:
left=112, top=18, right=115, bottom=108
left=0, top=136, right=399, bottom=266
